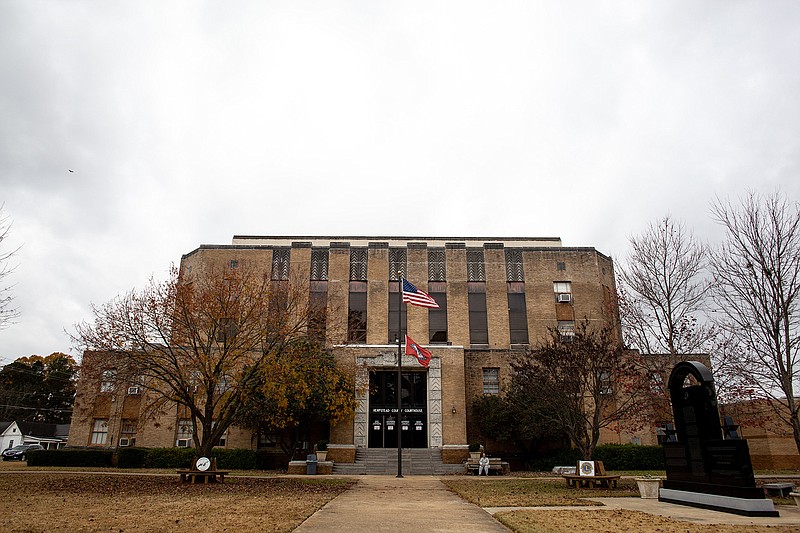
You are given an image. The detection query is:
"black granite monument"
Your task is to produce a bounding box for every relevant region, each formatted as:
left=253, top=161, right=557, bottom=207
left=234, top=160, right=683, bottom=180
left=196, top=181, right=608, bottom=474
left=660, top=361, right=778, bottom=517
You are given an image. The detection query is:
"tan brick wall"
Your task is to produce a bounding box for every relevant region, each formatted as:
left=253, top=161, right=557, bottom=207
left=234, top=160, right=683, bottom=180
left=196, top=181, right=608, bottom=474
left=327, top=246, right=350, bottom=345
left=485, top=247, right=510, bottom=349
left=440, top=346, right=467, bottom=446
left=366, top=246, right=388, bottom=345
left=445, top=246, right=469, bottom=347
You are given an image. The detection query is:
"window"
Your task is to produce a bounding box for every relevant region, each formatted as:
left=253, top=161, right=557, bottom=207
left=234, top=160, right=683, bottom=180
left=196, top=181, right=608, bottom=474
left=557, top=320, right=575, bottom=342
left=258, top=431, right=278, bottom=449
left=350, top=248, right=368, bottom=281
left=389, top=248, right=407, bottom=280
left=649, top=371, right=664, bottom=394
left=348, top=281, right=367, bottom=343
left=388, top=283, right=407, bottom=343
left=120, top=419, right=137, bottom=446
left=90, top=419, right=108, bottom=445
left=554, top=281, right=573, bottom=302
left=507, top=282, right=528, bottom=344
left=177, top=418, right=194, bottom=444
left=505, top=249, right=524, bottom=282
left=553, top=281, right=572, bottom=293
left=428, top=281, right=447, bottom=343
left=216, top=318, right=238, bottom=343
left=310, top=249, right=329, bottom=281
left=100, top=370, right=116, bottom=393
left=309, top=280, right=328, bottom=342
left=428, top=249, right=446, bottom=281
left=598, top=370, right=612, bottom=395
left=483, top=368, right=500, bottom=395
left=467, top=249, right=485, bottom=281
left=271, top=248, right=290, bottom=280
left=468, top=282, right=488, bottom=344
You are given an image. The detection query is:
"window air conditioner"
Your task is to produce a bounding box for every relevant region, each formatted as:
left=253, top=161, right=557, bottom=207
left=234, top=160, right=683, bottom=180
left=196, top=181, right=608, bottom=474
left=557, top=293, right=573, bottom=303
left=119, top=438, right=131, bottom=447
left=127, top=386, right=140, bottom=395
left=176, top=439, right=191, bottom=448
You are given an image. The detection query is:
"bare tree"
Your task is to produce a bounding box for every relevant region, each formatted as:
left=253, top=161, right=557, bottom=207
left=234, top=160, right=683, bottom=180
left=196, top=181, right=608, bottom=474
left=73, top=264, right=327, bottom=456
left=509, top=320, right=648, bottom=459
left=0, top=204, right=20, bottom=329
left=709, top=190, right=800, bottom=453
left=618, top=214, right=711, bottom=356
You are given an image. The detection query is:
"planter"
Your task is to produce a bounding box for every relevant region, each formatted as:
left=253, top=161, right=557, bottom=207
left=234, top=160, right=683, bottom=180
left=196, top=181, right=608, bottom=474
left=316, top=451, right=327, bottom=462
left=635, top=478, right=661, bottom=499
left=469, top=452, right=481, bottom=463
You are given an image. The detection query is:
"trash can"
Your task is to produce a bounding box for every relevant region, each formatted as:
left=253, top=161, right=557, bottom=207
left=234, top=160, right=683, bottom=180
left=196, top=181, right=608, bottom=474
left=306, top=453, right=318, bottom=475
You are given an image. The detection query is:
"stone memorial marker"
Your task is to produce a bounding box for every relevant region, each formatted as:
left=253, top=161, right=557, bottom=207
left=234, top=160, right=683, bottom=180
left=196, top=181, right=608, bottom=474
left=660, top=361, right=778, bottom=517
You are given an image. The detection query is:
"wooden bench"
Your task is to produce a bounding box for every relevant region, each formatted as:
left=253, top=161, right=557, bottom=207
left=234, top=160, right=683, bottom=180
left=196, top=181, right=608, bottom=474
left=176, top=469, right=230, bottom=484
left=562, top=461, right=620, bottom=489
left=466, top=457, right=510, bottom=475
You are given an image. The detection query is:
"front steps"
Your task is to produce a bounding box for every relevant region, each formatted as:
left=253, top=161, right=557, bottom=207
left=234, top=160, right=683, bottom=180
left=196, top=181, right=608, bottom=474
left=332, top=448, right=465, bottom=475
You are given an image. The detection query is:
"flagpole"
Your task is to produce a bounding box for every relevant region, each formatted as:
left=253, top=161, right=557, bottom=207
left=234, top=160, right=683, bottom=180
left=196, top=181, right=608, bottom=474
left=396, top=274, right=403, bottom=478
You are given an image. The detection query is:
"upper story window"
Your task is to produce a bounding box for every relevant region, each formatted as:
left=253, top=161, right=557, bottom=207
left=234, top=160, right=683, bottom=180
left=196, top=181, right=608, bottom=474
left=100, top=370, right=116, bottom=393
left=389, top=248, right=407, bottom=281
left=467, top=249, right=485, bottom=282
left=428, top=281, right=447, bottom=343
left=271, top=248, right=290, bottom=281
left=507, top=282, right=528, bottom=344
left=505, top=249, right=524, bottom=282
left=350, top=248, right=368, bottom=281
left=310, top=249, right=329, bottom=281
left=554, top=281, right=573, bottom=303
left=428, top=249, right=446, bottom=281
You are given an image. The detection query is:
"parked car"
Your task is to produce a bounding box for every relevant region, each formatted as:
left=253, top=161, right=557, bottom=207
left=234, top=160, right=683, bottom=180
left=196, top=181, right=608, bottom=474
left=2, top=444, right=44, bottom=461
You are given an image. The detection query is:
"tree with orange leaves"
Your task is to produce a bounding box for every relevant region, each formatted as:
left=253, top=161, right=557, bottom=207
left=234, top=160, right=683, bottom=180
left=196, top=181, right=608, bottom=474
left=73, top=264, right=333, bottom=457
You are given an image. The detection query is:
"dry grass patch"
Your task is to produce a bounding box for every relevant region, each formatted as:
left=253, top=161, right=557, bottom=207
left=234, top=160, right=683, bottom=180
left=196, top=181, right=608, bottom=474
left=442, top=478, right=638, bottom=507
left=496, top=508, right=800, bottom=533
left=0, top=472, right=354, bottom=533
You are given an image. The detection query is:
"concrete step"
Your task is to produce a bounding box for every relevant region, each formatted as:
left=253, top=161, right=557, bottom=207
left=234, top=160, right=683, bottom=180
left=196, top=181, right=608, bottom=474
left=332, top=448, right=465, bottom=476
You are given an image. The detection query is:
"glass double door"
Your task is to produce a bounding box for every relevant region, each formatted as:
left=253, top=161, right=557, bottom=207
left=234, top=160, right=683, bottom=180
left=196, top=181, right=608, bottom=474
left=368, top=370, right=427, bottom=448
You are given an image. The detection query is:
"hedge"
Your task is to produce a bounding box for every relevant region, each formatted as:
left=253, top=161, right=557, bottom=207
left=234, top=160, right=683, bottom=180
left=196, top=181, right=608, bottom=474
left=116, top=447, right=259, bottom=470
left=527, top=444, right=664, bottom=471
left=593, top=444, right=664, bottom=470
left=25, top=448, right=114, bottom=467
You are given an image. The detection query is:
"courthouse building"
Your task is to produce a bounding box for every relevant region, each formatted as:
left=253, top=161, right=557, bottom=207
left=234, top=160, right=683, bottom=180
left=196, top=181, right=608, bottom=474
left=69, top=235, right=632, bottom=465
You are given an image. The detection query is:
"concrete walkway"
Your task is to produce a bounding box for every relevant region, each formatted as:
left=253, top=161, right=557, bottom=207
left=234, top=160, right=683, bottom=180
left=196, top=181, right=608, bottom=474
left=485, top=497, right=800, bottom=527
left=293, top=475, right=510, bottom=532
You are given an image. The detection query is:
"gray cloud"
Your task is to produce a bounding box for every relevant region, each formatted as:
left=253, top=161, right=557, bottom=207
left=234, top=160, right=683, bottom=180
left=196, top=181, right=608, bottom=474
left=1, top=0, right=798, bottom=361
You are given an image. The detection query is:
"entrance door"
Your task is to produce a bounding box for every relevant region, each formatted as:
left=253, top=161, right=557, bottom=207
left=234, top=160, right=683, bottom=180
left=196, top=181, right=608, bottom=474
left=368, top=370, right=427, bottom=448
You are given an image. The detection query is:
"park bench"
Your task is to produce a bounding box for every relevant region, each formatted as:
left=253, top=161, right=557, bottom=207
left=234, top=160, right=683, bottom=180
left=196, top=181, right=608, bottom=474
left=561, top=461, right=620, bottom=489
left=466, top=457, right=510, bottom=475
left=763, top=482, right=794, bottom=497
left=176, top=469, right=229, bottom=484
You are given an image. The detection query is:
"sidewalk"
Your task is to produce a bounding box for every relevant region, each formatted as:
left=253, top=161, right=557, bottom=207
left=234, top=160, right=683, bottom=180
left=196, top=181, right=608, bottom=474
left=293, top=475, right=510, bottom=532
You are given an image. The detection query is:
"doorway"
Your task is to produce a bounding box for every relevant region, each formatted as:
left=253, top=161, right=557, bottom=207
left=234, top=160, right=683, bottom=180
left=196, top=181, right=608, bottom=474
left=368, top=370, right=427, bottom=448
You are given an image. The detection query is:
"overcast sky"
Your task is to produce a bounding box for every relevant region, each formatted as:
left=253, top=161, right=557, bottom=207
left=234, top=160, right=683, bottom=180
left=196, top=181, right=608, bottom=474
left=1, top=1, right=798, bottom=363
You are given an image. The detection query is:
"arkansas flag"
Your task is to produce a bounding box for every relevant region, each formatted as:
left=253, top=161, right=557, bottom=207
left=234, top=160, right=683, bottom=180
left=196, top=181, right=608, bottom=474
left=405, top=335, right=432, bottom=368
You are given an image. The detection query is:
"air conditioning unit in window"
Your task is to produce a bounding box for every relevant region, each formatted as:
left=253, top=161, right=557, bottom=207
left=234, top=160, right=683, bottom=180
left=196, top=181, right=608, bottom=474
left=127, top=386, right=140, bottom=395
left=557, top=293, right=573, bottom=303
left=176, top=439, right=191, bottom=448
left=119, top=438, right=131, bottom=447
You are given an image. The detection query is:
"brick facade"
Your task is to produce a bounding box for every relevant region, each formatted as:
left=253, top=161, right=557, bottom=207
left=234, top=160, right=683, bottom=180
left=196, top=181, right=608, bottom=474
left=69, top=236, right=641, bottom=466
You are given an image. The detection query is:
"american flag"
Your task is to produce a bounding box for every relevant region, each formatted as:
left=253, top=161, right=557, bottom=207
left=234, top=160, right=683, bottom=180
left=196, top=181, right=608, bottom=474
left=401, top=278, right=439, bottom=308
